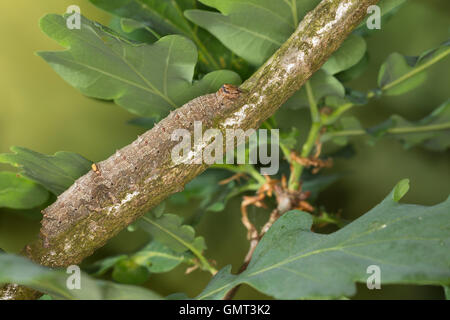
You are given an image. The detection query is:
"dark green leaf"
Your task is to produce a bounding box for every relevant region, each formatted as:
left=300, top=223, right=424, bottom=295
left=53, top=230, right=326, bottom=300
left=0, top=254, right=162, bottom=300
left=302, top=174, right=340, bottom=201
left=109, top=16, right=159, bottom=43
left=336, top=52, right=369, bottom=82
left=197, top=181, right=450, bottom=299
left=88, top=241, right=193, bottom=284
left=0, top=146, right=92, bottom=195
left=112, top=259, right=150, bottom=284
left=322, top=35, right=366, bottom=75
left=284, top=70, right=345, bottom=110
left=323, top=116, right=363, bottom=146
left=0, top=172, right=49, bottom=209
left=355, top=0, right=407, bottom=36
left=372, top=100, right=450, bottom=151
left=378, top=40, right=449, bottom=96
left=90, top=0, right=196, bottom=37
left=378, top=53, right=427, bottom=96
left=170, top=170, right=237, bottom=216
left=86, top=255, right=128, bottom=276
left=185, top=0, right=321, bottom=66
left=89, top=0, right=240, bottom=73
left=127, top=117, right=157, bottom=129
left=279, top=127, right=300, bottom=150
left=132, top=241, right=194, bottom=273
left=139, top=212, right=206, bottom=254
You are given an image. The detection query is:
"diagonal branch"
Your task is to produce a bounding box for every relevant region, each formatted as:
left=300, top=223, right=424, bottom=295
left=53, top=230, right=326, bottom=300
left=0, top=0, right=379, bottom=300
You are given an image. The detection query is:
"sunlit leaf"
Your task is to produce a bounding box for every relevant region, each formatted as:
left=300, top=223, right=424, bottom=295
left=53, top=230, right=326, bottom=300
left=0, top=172, right=49, bottom=209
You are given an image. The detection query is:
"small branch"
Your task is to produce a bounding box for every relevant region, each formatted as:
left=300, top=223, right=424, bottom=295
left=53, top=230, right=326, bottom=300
left=322, top=102, right=354, bottom=125
left=289, top=81, right=323, bottom=190
left=323, top=121, right=450, bottom=139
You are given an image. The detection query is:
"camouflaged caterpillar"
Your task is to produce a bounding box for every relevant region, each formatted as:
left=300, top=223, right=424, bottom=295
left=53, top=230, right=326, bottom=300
left=218, top=84, right=243, bottom=100
left=39, top=83, right=244, bottom=259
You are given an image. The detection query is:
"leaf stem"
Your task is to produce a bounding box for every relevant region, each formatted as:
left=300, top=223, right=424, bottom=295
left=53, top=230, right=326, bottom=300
left=323, top=102, right=354, bottom=125
left=323, top=121, right=450, bottom=139
left=288, top=81, right=322, bottom=190
left=212, top=164, right=266, bottom=185
left=141, top=216, right=217, bottom=275
left=262, top=121, right=292, bottom=162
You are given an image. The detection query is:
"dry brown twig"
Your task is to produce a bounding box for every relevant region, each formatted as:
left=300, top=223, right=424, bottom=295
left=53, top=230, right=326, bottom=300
left=291, top=136, right=334, bottom=175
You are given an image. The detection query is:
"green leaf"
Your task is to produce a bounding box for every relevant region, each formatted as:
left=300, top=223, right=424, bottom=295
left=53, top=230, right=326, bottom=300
left=392, top=179, right=409, bottom=202
left=444, top=286, right=450, bottom=300
left=185, top=0, right=321, bottom=66
left=372, top=100, right=450, bottom=151
left=0, top=146, right=92, bottom=195
left=324, top=89, right=368, bottom=110
left=139, top=212, right=206, bottom=254
left=198, top=182, right=450, bottom=299
left=86, top=255, right=128, bottom=276
left=112, top=259, right=150, bottom=284
left=336, top=52, right=369, bottom=82
left=378, top=40, right=450, bottom=96
left=0, top=254, right=162, bottom=300
left=38, top=14, right=241, bottom=119
left=89, top=241, right=193, bottom=285
left=110, top=17, right=159, bottom=43
left=132, top=241, right=193, bottom=273
left=170, top=170, right=239, bottom=220
left=283, top=70, right=345, bottom=110
left=89, top=0, right=241, bottom=73
left=127, top=117, right=157, bottom=129
left=322, top=35, right=367, bottom=75
left=378, top=53, right=427, bottom=96
left=0, top=172, right=49, bottom=209
left=323, top=116, right=363, bottom=146
left=355, top=0, right=407, bottom=35
left=90, top=0, right=197, bottom=38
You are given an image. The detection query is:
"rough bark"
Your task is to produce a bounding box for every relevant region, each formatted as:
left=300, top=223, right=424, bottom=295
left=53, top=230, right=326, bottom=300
left=0, top=0, right=379, bottom=300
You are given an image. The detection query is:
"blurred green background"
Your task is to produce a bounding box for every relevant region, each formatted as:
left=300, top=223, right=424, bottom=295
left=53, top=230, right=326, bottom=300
left=0, top=0, right=449, bottom=299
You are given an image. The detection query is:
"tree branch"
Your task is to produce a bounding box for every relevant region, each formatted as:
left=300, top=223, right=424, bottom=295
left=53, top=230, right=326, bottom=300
left=0, top=0, right=379, bottom=300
